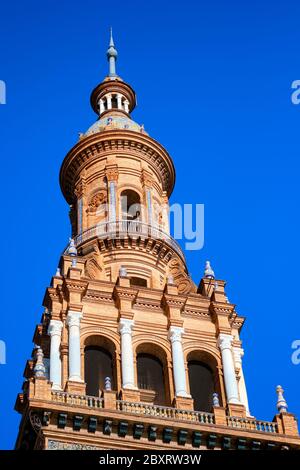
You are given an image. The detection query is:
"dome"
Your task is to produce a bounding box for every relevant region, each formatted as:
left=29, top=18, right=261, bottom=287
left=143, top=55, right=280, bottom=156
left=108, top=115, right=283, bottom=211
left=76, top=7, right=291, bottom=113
left=84, top=115, right=148, bottom=137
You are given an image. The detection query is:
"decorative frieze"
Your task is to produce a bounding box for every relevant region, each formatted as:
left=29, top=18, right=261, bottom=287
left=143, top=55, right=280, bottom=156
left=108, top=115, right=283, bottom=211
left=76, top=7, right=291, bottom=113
left=48, top=440, right=101, bottom=450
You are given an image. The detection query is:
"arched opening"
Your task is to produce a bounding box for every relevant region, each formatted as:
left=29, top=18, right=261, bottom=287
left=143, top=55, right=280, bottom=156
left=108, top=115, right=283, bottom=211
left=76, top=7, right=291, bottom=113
left=84, top=336, right=117, bottom=397
left=137, top=353, right=166, bottom=405
left=120, top=189, right=141, bottom=221
left=111, top=94, right=118, bottom=109
left=130, top=277, right=147, bottom=287
left=188, top=360, right=215, bottom=412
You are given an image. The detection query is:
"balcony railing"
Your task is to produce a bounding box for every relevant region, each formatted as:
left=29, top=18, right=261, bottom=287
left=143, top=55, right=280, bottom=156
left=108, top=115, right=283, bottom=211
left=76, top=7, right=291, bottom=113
left=116, top=400, right=215, bottom=424
left=74, top=220, right=186, bottom=262
left=50, top=391, right=279, bottom=435
left=51, top=391, right=103, bottom=409
left=227, top=416, right=278, bottom=434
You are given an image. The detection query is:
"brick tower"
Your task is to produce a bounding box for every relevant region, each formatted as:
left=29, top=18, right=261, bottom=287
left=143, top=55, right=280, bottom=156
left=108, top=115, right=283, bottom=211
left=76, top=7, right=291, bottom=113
left=15, top=31, right=300, bottom=451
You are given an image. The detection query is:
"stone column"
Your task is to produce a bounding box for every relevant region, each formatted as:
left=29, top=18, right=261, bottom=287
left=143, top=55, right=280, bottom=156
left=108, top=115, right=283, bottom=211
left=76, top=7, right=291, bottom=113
left=99, top=98, right=105, bottom=114
left=161, top=192, right=170, bottom=234
left=77, top=198, right=83, bottom=234
left=75, top=178, right=86, bottom=237
left=109, top=181, right=117, bottom=222
left=233, top=347, right=251, bottom=415
left=117, top=94, right=123, bottom=110
left=106, top=167, right=118, bottom=226
left=48, top=320, right=63, bottom=390
left=218, top=334, right=240, bottom=404
left=66, top=311, right=83, bottom=382
left=106, top=94, right=112, bottom=110
left=124, top=100, right=129, bottom=113
left=146, top=188, right=153, bottom=226
left=168, top=327, right=190, bottom=397
left=118, top=319, right=136, bottom=389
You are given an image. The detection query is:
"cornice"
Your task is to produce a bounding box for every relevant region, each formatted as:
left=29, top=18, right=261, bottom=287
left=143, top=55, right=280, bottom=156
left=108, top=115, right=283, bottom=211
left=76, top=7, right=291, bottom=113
left=210, top=302, right=235, bottom=316
left=63, top=278, right=88, bottom=293
left=83, top=288, right=114, bottom=304
left=182, top=308, right=212, bottom=320
left=59, top=130, right=175, bottom=203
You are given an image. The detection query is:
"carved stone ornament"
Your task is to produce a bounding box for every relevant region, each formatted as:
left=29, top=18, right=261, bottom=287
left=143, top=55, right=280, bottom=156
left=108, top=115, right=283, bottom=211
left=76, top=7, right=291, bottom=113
left=47, top=440, right=101, bottom=450
left=87, top=191, right=107, bottom=213
left=168, top=257, right=196, bottom=295
left=29, top=411, right=42, bottom=433
left=85, top=257, right=103, bottom=280
left=74, top=179, right=86, bottom=198
left=105, top=166, right=119, bottom=182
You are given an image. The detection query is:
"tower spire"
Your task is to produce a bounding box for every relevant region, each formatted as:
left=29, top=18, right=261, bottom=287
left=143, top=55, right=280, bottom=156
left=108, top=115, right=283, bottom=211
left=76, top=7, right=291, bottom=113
left=107, top=27, right=118, bottom=78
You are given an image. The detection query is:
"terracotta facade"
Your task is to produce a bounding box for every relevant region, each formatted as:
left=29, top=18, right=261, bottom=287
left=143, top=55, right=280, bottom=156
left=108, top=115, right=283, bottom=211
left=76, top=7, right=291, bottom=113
left=15, top=34, right=300, bottom=451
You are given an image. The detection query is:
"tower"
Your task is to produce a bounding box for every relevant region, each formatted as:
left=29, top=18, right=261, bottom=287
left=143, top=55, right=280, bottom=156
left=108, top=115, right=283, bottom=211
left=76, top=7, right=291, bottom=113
left=15, top=32, right=300, bottom=451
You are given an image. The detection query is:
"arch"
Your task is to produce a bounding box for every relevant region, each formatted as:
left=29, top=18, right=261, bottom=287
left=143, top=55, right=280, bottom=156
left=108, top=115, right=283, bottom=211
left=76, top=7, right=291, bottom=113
left=186, top=349, right=223, bottom=410
left=120, top=189, right=141, bottom=221
left=81, top=327, right=120, bottom=351
left=135, top=342, right=171, bottom=405
left=83, top=334, right=118, bottom=396
left=111, top=94, right=118, bottom=109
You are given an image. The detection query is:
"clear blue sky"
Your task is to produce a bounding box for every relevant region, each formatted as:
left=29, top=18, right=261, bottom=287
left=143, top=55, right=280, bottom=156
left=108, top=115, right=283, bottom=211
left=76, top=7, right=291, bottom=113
left=1, top=0, right=299, bottom=449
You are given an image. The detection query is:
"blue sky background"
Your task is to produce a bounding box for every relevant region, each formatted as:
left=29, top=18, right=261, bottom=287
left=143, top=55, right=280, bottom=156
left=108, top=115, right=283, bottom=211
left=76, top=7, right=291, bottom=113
left=0, top=0, right=299, bottom=449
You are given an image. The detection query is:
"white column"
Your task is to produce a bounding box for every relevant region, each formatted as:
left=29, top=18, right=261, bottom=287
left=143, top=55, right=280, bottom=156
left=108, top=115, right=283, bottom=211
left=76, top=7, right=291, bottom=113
left=146, top=188, right=153, bottom=226
left=233, top=347, right=251, bottom=415
left=118, top=319, right=137, bottom=389
left=108, top=181, right=117, bottom=222
left=106, top=94, right=112, bottom=110
left=117, top=94, right=123, bottom=110
left=66, top=311, right=83, bottom=382
left=124, top=100, right=129, bottom=113
left=99, top=98, right=105, bottom=114
left=168, top=327, right=190, bottom=397
left=77, top=197, right=83, bottom=234
left=48, top=320, right=63, bottom=390
left=218, top=334, right=240, bottom=404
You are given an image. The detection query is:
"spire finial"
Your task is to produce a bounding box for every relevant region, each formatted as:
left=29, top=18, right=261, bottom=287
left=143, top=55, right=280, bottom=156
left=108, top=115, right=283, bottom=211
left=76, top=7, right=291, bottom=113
left=204, top=260, right=215, bottom=279
left=109, top=27, right=114, bottom=46
left=276, top=385, right=288, bottom=413
left=107, top=27, right=118, bottom=77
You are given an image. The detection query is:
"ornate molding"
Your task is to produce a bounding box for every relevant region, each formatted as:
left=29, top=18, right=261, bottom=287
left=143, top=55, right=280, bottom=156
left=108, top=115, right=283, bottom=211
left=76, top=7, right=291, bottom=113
left=48, top=320, right=63, bottom=336
left=118, top=318, right=134, bottom=335
left=48, top=440, right=101, bottom=450
left=105, top=165, right=119, bottom=182
left=66, top=310, right=82, bottom=328
left=59, top=131, right=175, bottom=203
left=168, top=326, right=184, bottom=343
left=182, top=308, right=211, bottom=319
left=74, top=178, right=86, bottom=199
left=218, top=333, right=234, bottom=351
left=84, top=257, right=103, bottom=280
left=87, top=191, right=107, bottom=213
left=83, top=289, right=113, bottom=303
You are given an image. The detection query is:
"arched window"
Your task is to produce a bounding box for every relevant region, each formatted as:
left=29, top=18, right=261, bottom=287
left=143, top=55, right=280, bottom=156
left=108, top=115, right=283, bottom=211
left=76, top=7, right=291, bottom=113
left=84, top=346, right=114, bottom=397
left=188, top=360, right=214, bottom=412
left=137, top=353, right=166, bottom=405
left=120, top=189, right=141, bottom=221
left=111, top=95, right=118, bottom=109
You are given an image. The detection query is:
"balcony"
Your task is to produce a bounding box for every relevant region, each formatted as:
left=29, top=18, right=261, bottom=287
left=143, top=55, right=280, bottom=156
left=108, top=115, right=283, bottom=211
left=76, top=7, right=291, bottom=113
left=51, top=391, right=278, bottom=434
left=74, top=220, right=186, bottom=262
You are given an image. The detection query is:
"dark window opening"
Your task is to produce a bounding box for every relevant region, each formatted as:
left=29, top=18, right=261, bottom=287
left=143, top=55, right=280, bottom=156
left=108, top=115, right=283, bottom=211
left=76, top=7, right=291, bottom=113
left=121, top=189, right=141, bottom=220
left=111, top=96, right=118, bottom=108
left=84, top=346, right=114, bottom=397
left=130, top=277, right=147, bottom=287
left=188, top=360, right=214, bottom=412
left=137, top=353, right=166, bottom=405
